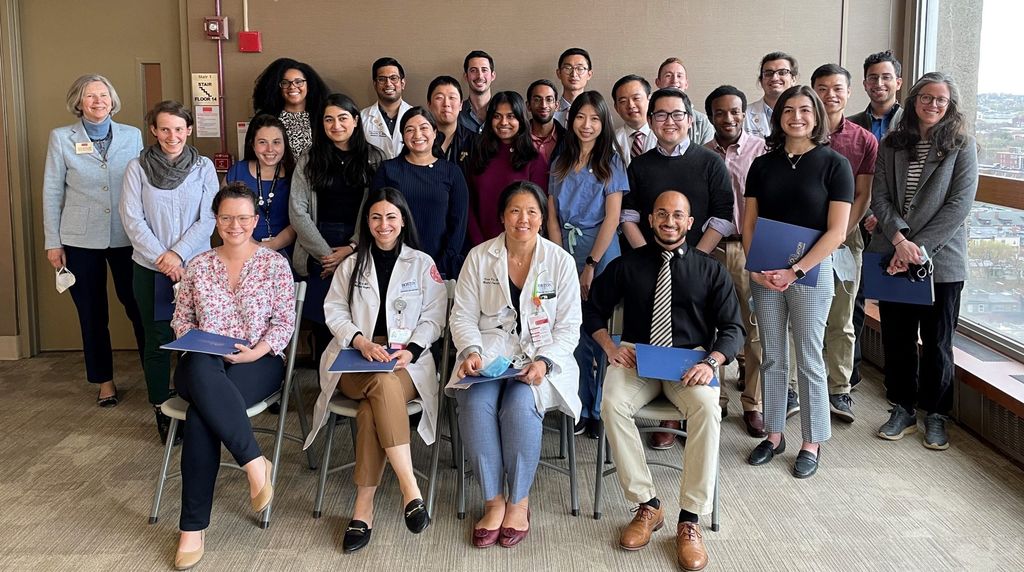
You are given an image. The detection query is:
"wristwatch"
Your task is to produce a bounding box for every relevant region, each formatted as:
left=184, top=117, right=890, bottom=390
left=585, top=256, right=599, bottom=267
left=536, top=356, right=554, bottom=375
left=791, top=265, right=806, bottom=280
left=700, top=356, right=719, bottom=369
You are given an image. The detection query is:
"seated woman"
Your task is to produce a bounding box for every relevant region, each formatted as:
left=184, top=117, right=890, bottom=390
left=169, top=182, right=296, bottom=570
left=303, top=187, right=446, bottom=553
left=446, top=181, right=582, bottom=548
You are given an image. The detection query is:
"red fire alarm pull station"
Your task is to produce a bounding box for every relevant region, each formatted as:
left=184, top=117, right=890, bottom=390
left=203, top=16, right=229, bottom=40
left=213, top=152, right=233, bottom=172
left=239, top=31, right=262, bottom=53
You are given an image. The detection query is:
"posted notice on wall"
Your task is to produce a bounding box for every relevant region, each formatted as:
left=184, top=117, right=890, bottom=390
left=236, top=122, right=249, bottom=158
left=195, top=106, right=221, bottom=138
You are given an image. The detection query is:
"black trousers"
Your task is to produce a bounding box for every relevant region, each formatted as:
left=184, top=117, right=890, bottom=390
left=878, top=281, right=963, bottom=416
left=63, top=245, right=145, bottom=383
left=175, top=352, right=283, bottom=531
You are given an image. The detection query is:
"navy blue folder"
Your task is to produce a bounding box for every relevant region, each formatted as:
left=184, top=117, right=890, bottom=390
left=745, top=217, right=823, bottom=286
left=154, top=274, right=176, bottom=321
left=160, top=329, right=250, bottom=356
left=462, top=367, right=524, bottom=385
left=862, top=252, right=935, bottom=305
left=328, top=348, right=398, bottom=373
left=635, top=344, right=720, bottom=387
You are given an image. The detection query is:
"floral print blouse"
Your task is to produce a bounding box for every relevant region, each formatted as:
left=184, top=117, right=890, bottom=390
left=279, top=110, right=312, bottom=157
left=171, top=247, right=296, bottom=356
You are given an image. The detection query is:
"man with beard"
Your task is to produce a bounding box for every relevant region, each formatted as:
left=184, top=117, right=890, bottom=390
left=428, top=75, right=475, bottom=169
left=584, top=190, right=742, bottom=572
left=744, top=51, right=799, bottom=138
left=360, top=57, right=412, bottom=159
left=526, top=78, right=565, bottom=164
left=612, top=74, right=656, bottom=168
left=459, top=50, right=495, bottom=134
left=654, top=58, right=714, bottom=145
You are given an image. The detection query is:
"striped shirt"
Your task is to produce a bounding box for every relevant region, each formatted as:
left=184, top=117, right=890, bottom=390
left=902, top=140, right=932, bottom=215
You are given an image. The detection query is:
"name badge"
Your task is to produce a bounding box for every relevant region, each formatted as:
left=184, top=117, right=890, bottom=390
left=528, top=311, right=554, bottom=347
left=75, top=142, right=95, bottom=155
left=400, top=280, right=418, bottom=293
left=389, top=327, right=412, bottom=349
left=536, top=282, right=556, bottom=300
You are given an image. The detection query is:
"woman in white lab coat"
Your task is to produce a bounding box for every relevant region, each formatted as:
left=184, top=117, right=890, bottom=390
left=446, top=180, right=582, bottom=548
left=304, top=187, right=446, bottom=552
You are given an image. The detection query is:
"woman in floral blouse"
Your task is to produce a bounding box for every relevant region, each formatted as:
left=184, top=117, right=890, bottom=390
left=168, top=182, right=296, bottom=570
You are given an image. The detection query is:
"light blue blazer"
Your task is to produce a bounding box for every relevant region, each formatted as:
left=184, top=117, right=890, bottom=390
left=42, top=120, right=144, bottom=250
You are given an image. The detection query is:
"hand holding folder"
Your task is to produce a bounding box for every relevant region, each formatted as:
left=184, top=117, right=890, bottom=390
left=160, top=329, right=250, bottom=356
left=328, top=349, right=399, bottom=374
left=745, top=217, right=823, bottom=286
left=635, top=344, right=719, bottom=387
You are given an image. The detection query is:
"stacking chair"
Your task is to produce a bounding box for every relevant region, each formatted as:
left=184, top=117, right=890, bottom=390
left=590, top=305, right=721, bottom=531
left=149, top=281, right=313, bottom=529
left=312, top=280, right=456, bottom=519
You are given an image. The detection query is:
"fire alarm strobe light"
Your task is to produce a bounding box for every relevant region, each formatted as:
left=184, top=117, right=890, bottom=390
left=203, top=16, right=229, bottom=40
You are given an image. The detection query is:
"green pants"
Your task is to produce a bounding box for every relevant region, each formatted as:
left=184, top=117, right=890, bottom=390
left=132, top=263, right=174, bottom=405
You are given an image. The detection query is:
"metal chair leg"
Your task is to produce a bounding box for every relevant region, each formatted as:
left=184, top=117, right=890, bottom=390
left=456, top=407, right=466, bottom=520
left=566, top=413, right=579, bottom=516
left=446, top=395, right=459, bottom=468
left=593, top=423, right=605, bottom=520
left=149, top=418, right=179, bottom=524
left=313, top=413, right=337, bottom=518
left=711, top=465, right=721, bottom=532
left=426, top=392, right=445, bottom=518
left=558, top=414, right=567, bottom=459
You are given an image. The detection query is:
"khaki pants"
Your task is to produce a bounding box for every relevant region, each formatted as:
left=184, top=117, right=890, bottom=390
left=824, top=229, right=863, bottom=395
left=716, top=241, right=763, bottom=412
left=600, top=344, right=720, bottom=515
left=340, top=369, right=418, bottom=487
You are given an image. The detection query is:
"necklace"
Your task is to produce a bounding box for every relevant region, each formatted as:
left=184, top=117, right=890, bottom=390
left=785, top=151, right=805, bottom=170
left=255, top=162, right=280, bottom=236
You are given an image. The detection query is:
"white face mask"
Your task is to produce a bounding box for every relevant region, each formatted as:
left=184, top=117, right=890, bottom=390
left=55, top=266, right=76, bottom=294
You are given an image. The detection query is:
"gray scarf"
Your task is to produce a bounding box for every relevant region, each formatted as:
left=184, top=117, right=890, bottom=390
left=139, top=144, right=200, bottom=190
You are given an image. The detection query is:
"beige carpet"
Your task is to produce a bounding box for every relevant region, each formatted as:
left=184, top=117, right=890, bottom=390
left=1, top=351, right=1023, bottom=571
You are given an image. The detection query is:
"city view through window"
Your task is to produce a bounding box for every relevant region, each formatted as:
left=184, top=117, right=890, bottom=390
left=964, top=0, right=1024, bottom=349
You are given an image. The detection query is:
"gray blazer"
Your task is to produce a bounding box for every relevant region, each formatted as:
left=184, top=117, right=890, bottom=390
left=866, top=135, right=978, bottom=283
left=42, top=120, right=143, bottom=250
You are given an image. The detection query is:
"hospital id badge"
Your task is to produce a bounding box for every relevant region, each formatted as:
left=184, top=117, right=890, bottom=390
left=528, top=312, right=553, bottom=347
left=389, top=327, right=412, bottom=350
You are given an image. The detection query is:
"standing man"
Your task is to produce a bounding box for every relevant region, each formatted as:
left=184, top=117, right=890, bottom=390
left=554, top=47, right=593, bottom=126
left=585, top=190, right=743, bottom=572
left=612, top=74, right=656, bottom=168
left=703, top=85, right=772, bottom=438
left=811, top=64, right=879, bottom=423
left=654, top=58, right=714, bottom=145
left=427, top=75, right=475, bottom=168
left=744, top=51, right=799, bottom=138
left=360, top=57, right=412, bottom=159
left=527, top=79, right=565, bottom=164
left=622, top=87, right=735, bottom=448
left=460, top=50, right=495, bottom=134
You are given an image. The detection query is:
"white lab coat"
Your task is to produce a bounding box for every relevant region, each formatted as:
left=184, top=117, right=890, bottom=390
left=304, top=245, right=447, bottom=448
left=445, top=234, right=583, bottom=420
left=360, top=100, right=412, bottom=160
left=743, top=98, right=772, bottom=139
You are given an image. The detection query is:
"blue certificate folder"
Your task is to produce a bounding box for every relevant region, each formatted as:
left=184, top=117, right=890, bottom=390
left=328, top=348, right=398, bottom=374
left=635, top=344, right=719, bottom=387
left=862, top=252, right=935, bottom=305
left=160, top=329, right=249, bottom=356
left=745, top=217, right=823, bottom=286
left=154, top=274, right=176, bottom=321
left=462, top=367, right=524, bottom=385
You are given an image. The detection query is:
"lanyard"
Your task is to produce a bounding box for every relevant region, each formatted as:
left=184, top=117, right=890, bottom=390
left=255, top=162, right=280, bottom=236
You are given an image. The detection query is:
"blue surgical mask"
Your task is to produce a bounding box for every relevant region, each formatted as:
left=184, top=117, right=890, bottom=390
left=479, top=355, right=512, bottom=377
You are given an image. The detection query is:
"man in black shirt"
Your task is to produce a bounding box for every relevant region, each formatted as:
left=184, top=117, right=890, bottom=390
left=584, top=191, right=743, bottom=572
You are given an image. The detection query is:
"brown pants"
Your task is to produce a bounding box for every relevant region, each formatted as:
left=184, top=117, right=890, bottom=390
left=339, top=369, right=418, bottom=487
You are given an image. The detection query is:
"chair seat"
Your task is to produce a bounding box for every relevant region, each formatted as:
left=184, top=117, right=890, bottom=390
left=160, top=392, right=282, bottom=421
left=634, top=396, right=684, bottom=422
left=327, top=395, right=423, bottom=418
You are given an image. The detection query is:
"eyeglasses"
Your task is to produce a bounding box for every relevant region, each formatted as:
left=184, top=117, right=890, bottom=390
left=917, top=94, right=950, bottom=107
left=375, top=74, right=403, bottom=85
left=531, top=96, right=557, bottom=105
left=217, top=214, right=256, bottom=225
left=865, top=73, right=897, bottom=83
left=279, top=79, right=307, bottom=88
left=761, top=69, right=792, bottom=79
left=650, top=110, right=689, bottom=123
left=653, top=210, right=690, bottom=222
left=559, top=64, right=590, bottom=76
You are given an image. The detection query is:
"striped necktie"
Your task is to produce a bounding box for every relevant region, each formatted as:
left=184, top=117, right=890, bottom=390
left=650, top=250, right=674, bottom=347
left=631, top=130, right=645, bottom=159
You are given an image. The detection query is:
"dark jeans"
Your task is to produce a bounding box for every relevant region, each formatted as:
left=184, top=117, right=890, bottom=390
left=878, top=281, right=963, bottom=415
left=175, top=352, right=283, bottom=531
left=64, top=245, right=144, bottom=383
left=302, top=222, right=353, bottom=369
left=132, top=263, right=175, bottom=404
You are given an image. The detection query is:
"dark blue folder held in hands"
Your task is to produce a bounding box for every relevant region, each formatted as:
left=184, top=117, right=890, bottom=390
left=862, top=252, right=935, bottom=305
left=635, top=344, right=719, bottom=387
left=160, top=329, right=250, bottom=356
left=463, top=367, right=524, bottom=386
left=328, top=348, right=398, bottom=374
left=745, top=217, right=823, bottom=286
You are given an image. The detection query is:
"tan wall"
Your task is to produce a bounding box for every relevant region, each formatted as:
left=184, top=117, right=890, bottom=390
left=22, top=0, right=183, bottom=350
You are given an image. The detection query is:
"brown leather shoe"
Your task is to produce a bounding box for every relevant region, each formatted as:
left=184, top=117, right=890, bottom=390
left=676, top=521, right=708, bottom=571
left=648, top=420, right=681, bottom=450
left=743, top=411, right=767, bottom=438
left=619, top=504, right=664, bottom=550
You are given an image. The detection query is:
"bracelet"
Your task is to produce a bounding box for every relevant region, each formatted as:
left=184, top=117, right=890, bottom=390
left=895, top=238, right=907, bottom=247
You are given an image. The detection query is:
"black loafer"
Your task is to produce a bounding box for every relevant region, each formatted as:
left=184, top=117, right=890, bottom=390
left=343, top=519, right=372, bottom=552
left=747, top=436, right=785, bottom=466
left=404, top=498, right=430, bottom=534
left=97, top=391, right=119, bottom=408
left=793, top=448, right=819, bottom=479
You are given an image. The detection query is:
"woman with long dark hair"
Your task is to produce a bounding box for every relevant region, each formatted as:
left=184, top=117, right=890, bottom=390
left=252, top=57, right=330, bottom=156
left=465, top=91, right=549, bottom=247
left=289, top=93, right=384, bottom=362
left=372, top=106, right=469, bottom=278
left=546, top=91, right=627, bottom=437
left=868, top=72, right=978, bottom=450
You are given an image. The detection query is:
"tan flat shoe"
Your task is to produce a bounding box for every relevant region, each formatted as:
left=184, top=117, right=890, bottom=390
left=251, top=457, right=274, bottom=513
left=174, top=530, right=204, bottom=570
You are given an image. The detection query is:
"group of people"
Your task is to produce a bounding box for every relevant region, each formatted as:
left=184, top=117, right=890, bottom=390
left=42, top=45, right=978, bottom=571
